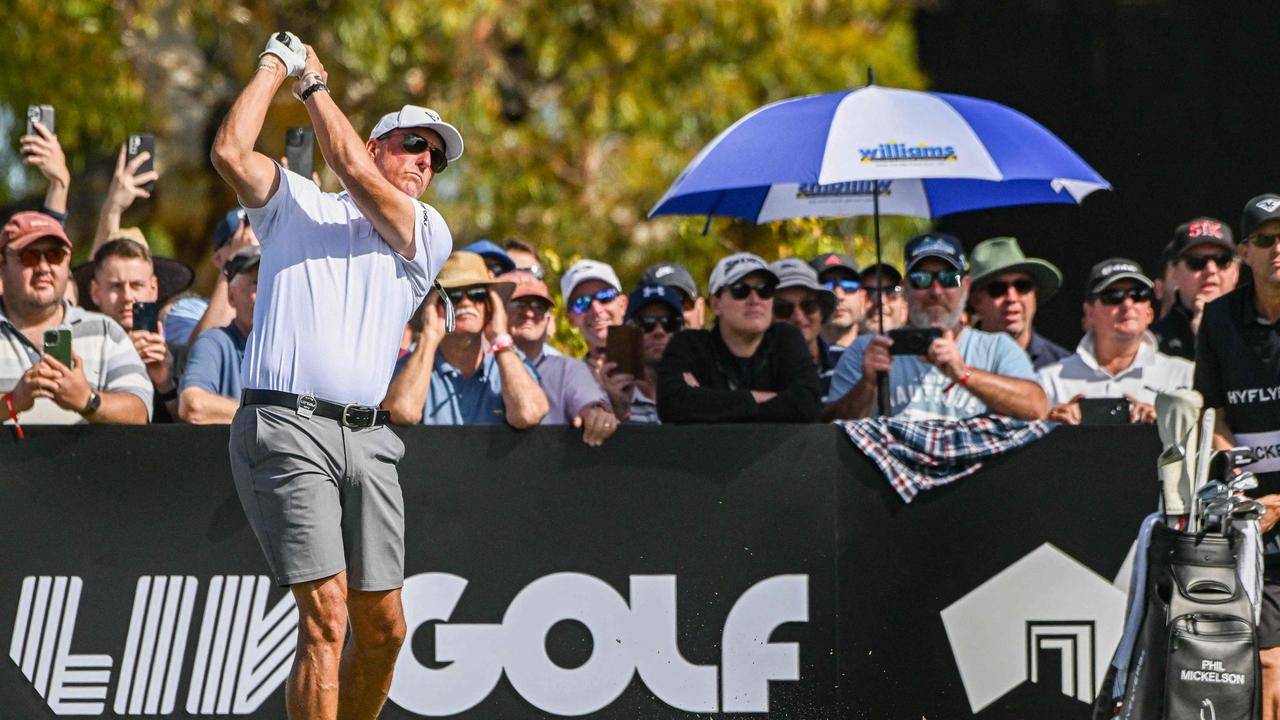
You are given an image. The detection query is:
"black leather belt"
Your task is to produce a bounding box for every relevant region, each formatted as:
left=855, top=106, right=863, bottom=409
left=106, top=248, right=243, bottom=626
left=241, top=389, right=390, bottom=428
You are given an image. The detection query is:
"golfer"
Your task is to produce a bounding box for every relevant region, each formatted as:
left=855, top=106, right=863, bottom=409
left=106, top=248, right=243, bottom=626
left=210, top=32, right=456, bottom=719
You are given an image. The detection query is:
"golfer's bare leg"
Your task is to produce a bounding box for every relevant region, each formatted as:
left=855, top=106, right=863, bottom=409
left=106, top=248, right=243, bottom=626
left=1263, top=647, right=1280, bottom=720
left=337, top=588, right=407, bottom=720
left=288, top=573, right=349, bottom=720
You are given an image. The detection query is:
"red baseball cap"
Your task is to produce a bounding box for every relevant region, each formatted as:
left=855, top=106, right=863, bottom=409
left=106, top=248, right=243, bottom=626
left=2, top=211, right=71, bottom=252
left=500, top=270, right=556, bottom=305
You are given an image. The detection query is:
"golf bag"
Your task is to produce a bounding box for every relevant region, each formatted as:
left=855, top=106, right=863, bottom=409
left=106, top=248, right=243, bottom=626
left=1094, top=522, right=1259, bottom=720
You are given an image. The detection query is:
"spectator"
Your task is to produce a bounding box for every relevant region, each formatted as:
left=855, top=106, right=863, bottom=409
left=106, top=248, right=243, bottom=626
left=1195, top=194, right=1280, bottom=711
left=641, top=260, right=706, bottom=330
left=188, top=209, right=260, bottom=344
left=1038, top=258, right=1192, bottom=424
left=384, top=251, right=548, bottom=427
left=503, top=238, right=545, bottom=279
left=967, top=236, right=1071, bottom=370
left=825, top=233, right=1047, bottom=421
left=809, top=252, right=865, bottom=354
left=504, top=270, right=617, bottom=446
left=1151, top=217, right=1240, bottom=360
left=770, top=258, right=839, bottom=399
left=657, top=253, right=820, bottom=423
left=561, top=258, right=627, bottom=362
left=612, top=283, right=686, bottom=423
left=177, top=246, right=259, bottom=424
left=463, top=239, right=516, bottom=277
left=0, top=211, right=151, bottom=425
left=859, top=263, right=908, bottom=334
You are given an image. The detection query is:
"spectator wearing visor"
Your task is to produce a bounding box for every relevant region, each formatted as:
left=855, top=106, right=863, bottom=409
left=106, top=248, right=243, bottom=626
left=770, top=258, right=839, bottom=399
left=503, top=270, right=617, bottom=446
left=825, top=233, right=1047, bottom=421
left=859, top=263, right=908, bottom=334
left=641, top=261, right=705, bottom=330
left=178, top=246, right=260, bottom=424
left=1038, top=259, right=1192, bottom=424
left=657, top=253, right=820, bottom=423
left=607, top=283, right=686, bottom=424
left=809, top=252, right=865, bottom=356
left=385, top=251, right=547, bottom=427
left=561, top=258, right=627, bottom=366
left=967, top=236, right=1071, bottom=370
left=463, top=239, right=516, bottom=278
left=1151, top=217, right=1240, bottom=360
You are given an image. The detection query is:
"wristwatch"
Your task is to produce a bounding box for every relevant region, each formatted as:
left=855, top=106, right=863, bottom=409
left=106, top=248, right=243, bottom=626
left=81, top=391, right=101, bottom=416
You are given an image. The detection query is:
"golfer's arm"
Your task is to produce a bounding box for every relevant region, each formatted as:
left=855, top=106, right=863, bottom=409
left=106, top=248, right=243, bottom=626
left=962, top=371, right=1048, bottom=420
left=210, top=64, right=285, bottom=208
left=496, top=352, right=548, bottom=429
left=302, top=91, right=416, bottom=258
left=383, top=342, right=436, bottom=424
left=821, top=376, right=876, bottom=421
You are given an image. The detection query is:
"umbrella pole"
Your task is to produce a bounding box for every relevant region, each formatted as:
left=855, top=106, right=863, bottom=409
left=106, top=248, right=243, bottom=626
left=873, top=180, right=890, bottom=416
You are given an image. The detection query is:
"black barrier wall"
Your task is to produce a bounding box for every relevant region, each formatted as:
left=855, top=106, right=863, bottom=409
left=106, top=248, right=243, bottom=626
left=1, top=424, right=1160, bottom=718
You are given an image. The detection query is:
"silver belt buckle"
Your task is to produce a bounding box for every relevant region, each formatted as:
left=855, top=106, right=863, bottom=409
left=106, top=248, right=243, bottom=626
left=341, top=404, right=375, bottom=428
left=296, top=392, right=318, bottom=419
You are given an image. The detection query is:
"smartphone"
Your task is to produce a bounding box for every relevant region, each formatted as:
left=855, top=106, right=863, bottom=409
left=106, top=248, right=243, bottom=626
left=605, top=325, right=644, bottom=377
left=1079, top=397, right=1131, bottom=426
left=25, top=105, right=54, bottom=136
left=127, top=133, right=156, bottom=192
left=888, top=327, right=943, bottom=356
left=132, top=301, right=160, bottom=333
left=285, top=127, right=315, bottom=180
left=42, top=329, right=72, bottom=368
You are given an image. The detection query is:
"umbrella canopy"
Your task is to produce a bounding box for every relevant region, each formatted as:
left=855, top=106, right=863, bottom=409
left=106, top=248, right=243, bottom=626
left=649, top=84, right=1110, bottom=224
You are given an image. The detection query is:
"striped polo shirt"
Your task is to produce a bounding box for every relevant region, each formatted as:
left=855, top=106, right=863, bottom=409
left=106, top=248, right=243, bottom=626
left=0, top=300, right=153, bottom=424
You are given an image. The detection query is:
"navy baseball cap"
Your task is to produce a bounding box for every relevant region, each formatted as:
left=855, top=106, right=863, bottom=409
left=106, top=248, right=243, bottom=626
left=213, top=209, right=247, bottom=250
left=463, top=239, right=516, bottom=274
left=625, top=284, right=684, bottom=321
left=904, top=232, right=966, bottom=272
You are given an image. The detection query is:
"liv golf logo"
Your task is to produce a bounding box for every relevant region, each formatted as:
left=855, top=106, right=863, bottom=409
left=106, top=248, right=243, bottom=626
left=9, top=573, right=807, bottom=717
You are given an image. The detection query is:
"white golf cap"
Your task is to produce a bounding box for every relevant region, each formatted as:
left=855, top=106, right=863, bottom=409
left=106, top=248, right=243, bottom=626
left=709, top=252, right=777, bottom=295
left=560, top=259, right=622, bottom=301
left=369, top=105, right=464, bottom=162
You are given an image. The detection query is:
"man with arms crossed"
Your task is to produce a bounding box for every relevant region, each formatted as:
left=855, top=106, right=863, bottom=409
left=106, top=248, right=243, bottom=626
left=210, top=33, right=454, bottom=720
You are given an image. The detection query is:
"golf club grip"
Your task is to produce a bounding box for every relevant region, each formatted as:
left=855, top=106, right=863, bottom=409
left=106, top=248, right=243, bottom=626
left=877, top=374, right=890, bottom=416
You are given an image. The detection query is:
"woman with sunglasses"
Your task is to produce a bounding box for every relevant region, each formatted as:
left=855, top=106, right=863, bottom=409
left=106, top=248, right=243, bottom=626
left=656, top=253, right=821, bottom=423
left=769, top=258, right=839, bottom=400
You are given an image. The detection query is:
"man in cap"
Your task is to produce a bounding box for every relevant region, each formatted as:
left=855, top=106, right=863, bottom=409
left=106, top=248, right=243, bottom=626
left=859, top=263, right=908, bottom=334
left=463, top=239, right=516, bottom=277
left=967, top=236, right=1071, bottom=370
left=561, top=258, right=628, bottom=362
left=1196, top=195, right=1280, bottom=712
left=1151, top=217, right=1240, bottom=360
left=657, top=252, right=820, bottom=423
left=825, top=233, right=1047, bottom=421
left=641, top=260, right=705, bottom=330
left=1038, top=259, right=1192, bottom=424
left=384, top=252, right=547, bottom=427
left=210, top=32, right=455, bottom=720
left=612, top=283, right=686, bottom=423
left=178, top=246, right=260, bottom=424
left=187, top=209, right=260, bottom=345
left=809, top=252, right=865, bottom=354
left=772, top=258, right=838, bottom=398
left=0, top=211, right=151, bottom=425
left=503, top=270, right=616, bottom=445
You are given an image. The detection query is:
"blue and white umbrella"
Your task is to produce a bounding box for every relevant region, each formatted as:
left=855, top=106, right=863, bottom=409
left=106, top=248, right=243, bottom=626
left=649, top=83, right=1110, bottom=224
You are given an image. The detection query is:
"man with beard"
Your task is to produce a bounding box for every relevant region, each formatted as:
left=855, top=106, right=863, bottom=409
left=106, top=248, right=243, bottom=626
left=809, top=252, right=864, bottom=357
left=1152, top=217, right=1240, bottom=359
left=824, top=233, right=1047, bottom=420
left=967, top=236, right=1071, bottom=370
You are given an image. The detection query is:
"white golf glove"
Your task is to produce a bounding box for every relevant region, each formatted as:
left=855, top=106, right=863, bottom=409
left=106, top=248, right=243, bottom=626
left=259, top=32, right=307, bottom=77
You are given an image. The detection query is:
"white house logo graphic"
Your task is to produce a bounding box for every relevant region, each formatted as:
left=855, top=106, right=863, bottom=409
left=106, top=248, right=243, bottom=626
left=940, top=543, right=1127, bottom=714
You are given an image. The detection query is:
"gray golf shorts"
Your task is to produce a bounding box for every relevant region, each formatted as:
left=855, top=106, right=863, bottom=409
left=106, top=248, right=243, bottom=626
left=229, top=404, right=407, bottom=591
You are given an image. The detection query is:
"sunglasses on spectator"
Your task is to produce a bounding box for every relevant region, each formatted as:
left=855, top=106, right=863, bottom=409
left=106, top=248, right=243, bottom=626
left=400, top=134, right=448, bottom=174
left=445, top=286, right=490, bottom=304
left=981, top=277, right=1036, bottom=298
left=509, top=298, right=551, bottom=315
left=865, top=285, right=903, bottom=300
left=632, top=315, right=684, bottom=334
left=773, top=297, right=821, bottom=319
left=1250, top=232, right=1280, bottom=249
left=1181, top=252, right=1235, bottom=271
left=5, top=246, right=68, bottom=267
left=1092, top=286, right=1154, bottom=305
left=569, top=287, right=621, bottom=314
left=518, top=264, right=545, bottom=280
left=723, top=280, right=777, bottom=300
left=822, top=278, right=860, bottom=293
left=907, top=270, right=964, bottom=290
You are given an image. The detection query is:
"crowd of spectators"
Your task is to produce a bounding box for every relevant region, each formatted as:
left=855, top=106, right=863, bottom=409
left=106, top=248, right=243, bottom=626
left=3, top=121, right=1278, bottom=454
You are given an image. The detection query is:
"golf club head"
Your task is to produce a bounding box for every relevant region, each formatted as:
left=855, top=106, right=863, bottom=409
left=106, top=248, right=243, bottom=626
left=1196, top=480, right=1227, bottom=502
left=1230, top=473, right=1259, bottom=493
left=1231, top=499, right=1264, bottom=520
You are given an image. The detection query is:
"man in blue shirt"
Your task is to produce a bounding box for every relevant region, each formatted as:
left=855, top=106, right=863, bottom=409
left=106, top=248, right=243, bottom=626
left=384, top=251, right=547, bottom=427
left=178, top=246, right=259, bottom=424
left=823, top=233, right=1048, bottom=421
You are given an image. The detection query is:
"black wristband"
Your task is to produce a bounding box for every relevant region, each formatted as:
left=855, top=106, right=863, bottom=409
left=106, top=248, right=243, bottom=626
left=300, top=82, right=330, bottom=102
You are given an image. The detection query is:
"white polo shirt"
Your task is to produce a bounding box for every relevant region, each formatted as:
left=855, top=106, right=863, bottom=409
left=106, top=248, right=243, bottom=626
left=242, top=165, right=451, bottom=406
left=1036, top=331, right=1194, bottom=407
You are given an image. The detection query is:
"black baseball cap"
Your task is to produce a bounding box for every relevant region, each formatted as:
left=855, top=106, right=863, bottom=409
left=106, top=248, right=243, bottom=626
left=860, top=263, right=903, bottom=285
left=1085, top=257, right=1152, bottom=297
left=809, top=252, right=859, bottom=278
left=625, top=283, right=684, bottom=321
left=224, top=245, right=262, bottom=280
left=904, top=233, right=966, bottom=272
left=1170, top=217, right=1234, bottom=256
left=640, top=261, right=699, bottom=299
left=1241, top=194, right=1280, bottom=239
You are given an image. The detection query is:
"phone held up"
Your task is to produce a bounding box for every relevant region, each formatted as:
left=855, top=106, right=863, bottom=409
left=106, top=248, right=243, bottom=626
left=605, top=325, right=644, bottom=378
left=25, top=105, right=55, bottom=136
left=42, top=329, right=72, bottom=369
left=888, top=327, right=942, bottom=356
left=285, top=127, right=315, bottom=180
left=126, top=133, right=156, bottom=192
left=131, top=302, right=160, bottom=334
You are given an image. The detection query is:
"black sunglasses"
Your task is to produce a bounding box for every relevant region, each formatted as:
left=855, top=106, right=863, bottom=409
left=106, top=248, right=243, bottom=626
left=1181, top=252, right=1235, bottom=271
left=724, top=280, right=776, bottom=301
left=981, top=277, right=1036, bottom=298
left=632, top=315, right=684, bottom=334
left=1250, top=232, right=1280, bottom=249
left=773, top=297, right=821, bottom=319
left=509, top=297, right=551, bottom=314
left=1092, top=286, right=1154, bottom=305
left=445, top=286, right=490, bottom=304
left=864, top=285, right=903, bottom=300
left=400, top=134, right=448, bottom=173
left=907, top=270, right=964, bottom=290
left=569, top=287, right=621, bottom=314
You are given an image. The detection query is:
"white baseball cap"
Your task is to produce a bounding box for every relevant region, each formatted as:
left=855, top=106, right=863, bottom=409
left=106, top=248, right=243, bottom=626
left=559, top=259, right=622, bottom=301
left=369, top=105, right=464, bottom=162
left=708, top=252, right=777, bottom=295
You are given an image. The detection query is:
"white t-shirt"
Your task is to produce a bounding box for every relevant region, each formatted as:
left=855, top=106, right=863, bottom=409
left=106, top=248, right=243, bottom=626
left=242, top=165, right=451, bottom=406
left=1036, top=331, right=1194, bottom=407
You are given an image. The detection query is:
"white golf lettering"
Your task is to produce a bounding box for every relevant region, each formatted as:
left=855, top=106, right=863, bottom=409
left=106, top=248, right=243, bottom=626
left=721, top=575, right=809, bottom=712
